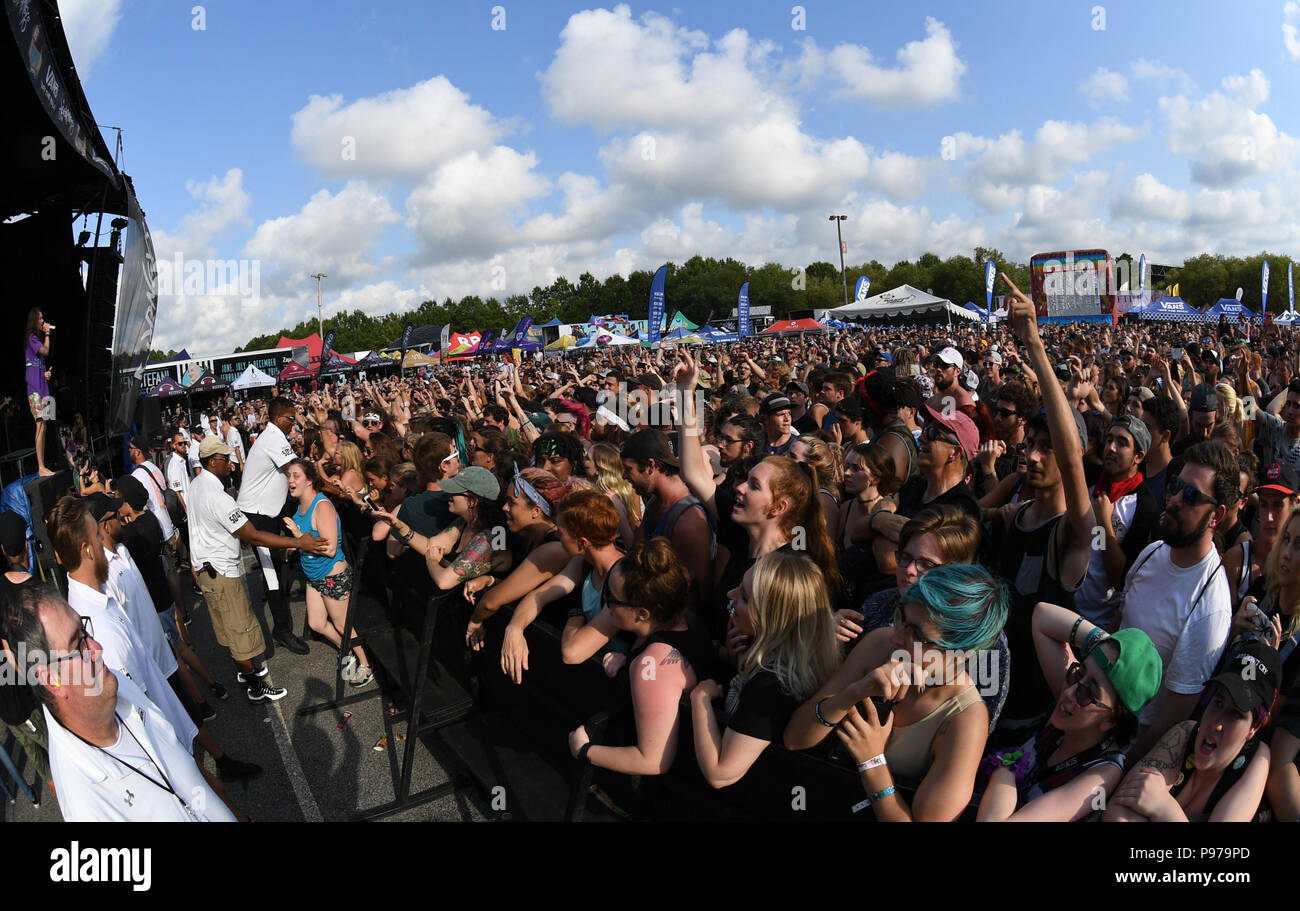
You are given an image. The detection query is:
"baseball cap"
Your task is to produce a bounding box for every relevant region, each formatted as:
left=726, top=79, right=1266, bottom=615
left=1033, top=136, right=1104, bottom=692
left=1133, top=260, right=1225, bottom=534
left=1087, top=628, right=1163, bottom=717
left=198, top=435, right=234, bottom=459
left=620, top=429, right=679, bottom=468
left=875, top=350, right=893, bottom=365
left=1210, top=640, right=1281, bottom=715
left=1256, top=461, right=1299, bottom=496
left=129, top=435, right=151, bottom=454
left=1133, top=386, right=1156, bottom=403
left=633, top=373, right=663, bottom=392
left=921, top=403, right=980, bottom=462
left=0, top=511, right=27, bottom=557
left=834, top=398, right=864, bottom=422
left=1190, top=383, right=1219, bottom=413
left=935, top=346, right=964, bottom=369
left=114, top=475, right=150, bottom=511
left=785, top=380, right=810, bottom=397
left=984, top=351, right=1003, bottom=366
left=760, top=393, right=793, bottom=417
left=1109, top=415, right=1151, bottom=456
left=84, top=491, right=125, bottom=523
left=437, top=466, right=501, bottom=501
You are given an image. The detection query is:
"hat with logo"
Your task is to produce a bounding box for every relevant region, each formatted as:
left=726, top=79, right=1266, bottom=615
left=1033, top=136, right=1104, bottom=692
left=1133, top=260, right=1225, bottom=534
left=198, top=435, right=234, bottom=459
left=437, top=466, right=501, bottom=501
left=1190, top=383, right=1219, bottom=413
left=760, top=393, right=793, bottom=417
left=1210, top=640, right=1281, bottom=715
left=620, top=429, right=679, bottom=468
left=1087, top=628, right=1163, bottom=716
left=1257, top=461, right=1300, bottom=496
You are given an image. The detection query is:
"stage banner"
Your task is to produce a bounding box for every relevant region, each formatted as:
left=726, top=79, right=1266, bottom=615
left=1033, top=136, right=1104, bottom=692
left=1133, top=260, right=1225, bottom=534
left=648, top=266, right=667, bottom=344
left=738, top=282, right=751, bottom=337
left=111, top=182, right=159, bottom=434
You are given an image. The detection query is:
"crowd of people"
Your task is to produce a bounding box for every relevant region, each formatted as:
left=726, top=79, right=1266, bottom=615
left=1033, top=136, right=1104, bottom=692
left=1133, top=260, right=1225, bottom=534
left=6, top=273, right=1300, bottom=821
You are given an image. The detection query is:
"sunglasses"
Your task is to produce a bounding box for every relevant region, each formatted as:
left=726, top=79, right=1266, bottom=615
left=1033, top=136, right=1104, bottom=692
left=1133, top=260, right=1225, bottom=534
left=994, top=406, right=1019, bottom=419
left=1065, top=662, right=1113, bottom=711
left=1168, top=477, right=1219, bottom=508
left=921, top=424, right=960, bottom=446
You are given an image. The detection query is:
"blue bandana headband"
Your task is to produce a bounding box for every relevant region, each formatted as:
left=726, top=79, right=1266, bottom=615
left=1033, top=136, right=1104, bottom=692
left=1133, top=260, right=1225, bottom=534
left=513, top=464, right=552, bottom=517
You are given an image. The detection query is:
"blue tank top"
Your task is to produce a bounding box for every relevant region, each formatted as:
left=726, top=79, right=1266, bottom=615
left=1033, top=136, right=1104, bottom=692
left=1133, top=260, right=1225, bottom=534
left=293, top=493, right=343, bottom=580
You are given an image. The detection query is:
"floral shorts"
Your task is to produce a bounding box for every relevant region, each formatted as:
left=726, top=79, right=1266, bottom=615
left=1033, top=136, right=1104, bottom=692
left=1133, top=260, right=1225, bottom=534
left=308, top=566, right=353, bottom=601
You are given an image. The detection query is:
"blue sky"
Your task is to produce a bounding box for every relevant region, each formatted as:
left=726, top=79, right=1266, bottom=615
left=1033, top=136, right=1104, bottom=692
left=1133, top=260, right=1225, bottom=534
left=57, top=0, right=1300, bottom=354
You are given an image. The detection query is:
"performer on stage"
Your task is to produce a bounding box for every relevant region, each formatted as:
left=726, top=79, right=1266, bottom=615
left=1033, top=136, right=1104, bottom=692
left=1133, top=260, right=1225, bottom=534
left=24, top=308, right=56, bottom=477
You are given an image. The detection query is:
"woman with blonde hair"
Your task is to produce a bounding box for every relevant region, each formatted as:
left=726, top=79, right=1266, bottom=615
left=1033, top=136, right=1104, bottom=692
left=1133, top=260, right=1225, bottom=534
left=790, top=435, right=843, bottom=542
left=589, top=441, right=641, bottom=545
left=690, top=551, right=840, bottom=788
left=334, top=440, right=366, bottom=493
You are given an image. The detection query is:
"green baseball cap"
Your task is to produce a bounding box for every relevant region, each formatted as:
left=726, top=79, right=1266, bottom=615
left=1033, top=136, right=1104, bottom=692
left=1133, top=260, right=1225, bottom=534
left=1088, top=628, right=1162, bottom=716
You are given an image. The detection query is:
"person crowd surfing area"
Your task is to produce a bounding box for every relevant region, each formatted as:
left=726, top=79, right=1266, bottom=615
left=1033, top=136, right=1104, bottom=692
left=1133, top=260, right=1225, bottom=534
left=7, top=271, right=1300, bottom=821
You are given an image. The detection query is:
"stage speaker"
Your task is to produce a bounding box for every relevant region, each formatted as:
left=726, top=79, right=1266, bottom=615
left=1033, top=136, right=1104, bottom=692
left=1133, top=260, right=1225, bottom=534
left=138, top=396, right=163, bottom=444
left=24, top=470, right=74, bottom=579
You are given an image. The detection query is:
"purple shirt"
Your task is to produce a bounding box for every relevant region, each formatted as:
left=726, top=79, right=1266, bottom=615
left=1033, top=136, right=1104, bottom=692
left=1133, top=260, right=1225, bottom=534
left=25, top=334, right=47, bottom=398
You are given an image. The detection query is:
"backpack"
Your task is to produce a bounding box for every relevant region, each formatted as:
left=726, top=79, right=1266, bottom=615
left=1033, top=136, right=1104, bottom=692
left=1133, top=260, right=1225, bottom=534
left=142, top=461, right=186, bottom=528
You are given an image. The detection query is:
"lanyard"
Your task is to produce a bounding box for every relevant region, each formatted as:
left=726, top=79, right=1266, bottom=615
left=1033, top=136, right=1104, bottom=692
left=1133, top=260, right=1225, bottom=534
left=75, top=712, right=199, bottom=820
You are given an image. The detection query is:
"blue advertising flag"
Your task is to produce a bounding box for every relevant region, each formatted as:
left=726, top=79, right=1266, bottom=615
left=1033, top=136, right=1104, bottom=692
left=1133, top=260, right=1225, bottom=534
left=984, top=261, right=996, bottom=319
left=1289, top=262, right=1295, bottom=314
left=648, top=265, right=667, bottom=344
left=507, top=316, right=534, bottom=345
left=319, top=329, right=336, bottom=372
left=1138, top=254, right=1146, bottom=294
left=854, top=275, right=870, bottom=302
left=1263, top=261, right=1271, bottom=313
left=737, top=282, right=751, bottom=337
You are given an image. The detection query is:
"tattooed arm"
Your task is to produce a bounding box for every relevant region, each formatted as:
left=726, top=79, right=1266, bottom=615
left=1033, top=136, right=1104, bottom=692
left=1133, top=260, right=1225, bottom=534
left=1103, top=720, right=1195, bottom=822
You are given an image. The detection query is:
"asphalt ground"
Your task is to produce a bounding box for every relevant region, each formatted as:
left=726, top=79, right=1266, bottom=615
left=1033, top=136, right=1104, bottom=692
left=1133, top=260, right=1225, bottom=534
left=4, top=549, right=495, bottom=823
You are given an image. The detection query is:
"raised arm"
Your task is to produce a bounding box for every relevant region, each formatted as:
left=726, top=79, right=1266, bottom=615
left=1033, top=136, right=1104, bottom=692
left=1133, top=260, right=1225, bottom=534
left=672, top=351, right=718, bottom=514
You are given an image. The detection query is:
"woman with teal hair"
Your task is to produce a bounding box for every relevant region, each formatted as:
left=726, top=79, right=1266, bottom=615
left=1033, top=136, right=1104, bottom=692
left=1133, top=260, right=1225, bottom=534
left=784, top=563, right=1009, bottom=821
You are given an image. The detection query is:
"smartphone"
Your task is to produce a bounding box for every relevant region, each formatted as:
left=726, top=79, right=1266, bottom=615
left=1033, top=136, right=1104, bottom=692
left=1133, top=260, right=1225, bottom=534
left=868, top=696, right=893, bottom=723
left=1172, top=348, right=1184, bottom=362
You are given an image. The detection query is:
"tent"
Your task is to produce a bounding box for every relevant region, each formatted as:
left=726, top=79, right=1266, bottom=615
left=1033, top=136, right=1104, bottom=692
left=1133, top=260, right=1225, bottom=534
left=276, top=332, right=324, bottom=362
left=142, top=378, right=186, bottom=398
left=354, top=351, right=398, bottom=371
left=576, top=331, right=639, bottom=348
left=188, top=371, right=230, bottom=392
left=546, top=335, right=578, bottom=350
left=762, top=317, right=827, bottom=334
left=667, top=311, right=698, bottom=331
left=402, top=350, right=439, bottom=368
left=1204, top=299, right=1259, bottom=321
left=278, top=361, right=314, bottom=382
left=318, top=352, right=355, bottom=375
left=1275, top=312, right=1298, bottom=325
left=146, top=349, right=191, bottom=367
left=1137, top=296, right=1207, bottom=323
left=829, top=284, right=978, bottom=322
left=231, top=365, right=276, bottom=390
left=536, top=317, right=564, bottom=327
left=697, top=325, right=739, bottom=343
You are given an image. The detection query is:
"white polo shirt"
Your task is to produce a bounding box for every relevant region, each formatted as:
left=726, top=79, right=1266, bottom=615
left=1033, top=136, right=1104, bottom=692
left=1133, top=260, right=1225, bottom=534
left=45, top=674, right=234, bottom=822
left=224, top=424, right=246, bottom=464
left=105, top=544, right=177, bottom=679
left=166, top=451, right=190, bottom=506
left=66, top=578, right=196, bottom=750
left=236, top=421, right=294, bottom=516
left=188, top=468, right=248, bottom=579
left=130, top=460, right=176, bottom=541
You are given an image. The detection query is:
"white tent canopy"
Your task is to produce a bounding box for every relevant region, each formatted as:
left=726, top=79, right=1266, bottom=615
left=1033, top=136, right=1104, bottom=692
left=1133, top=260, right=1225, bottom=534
left=576, top=331, right=640, bottom=348
left=829, top=284, right=978, bottom=322
left=231, top=365, right=276, bottom=389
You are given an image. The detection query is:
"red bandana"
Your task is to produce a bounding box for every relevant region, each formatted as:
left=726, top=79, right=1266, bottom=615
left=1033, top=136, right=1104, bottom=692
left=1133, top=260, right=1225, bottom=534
left=1093, top=471, right=1145, bottom=502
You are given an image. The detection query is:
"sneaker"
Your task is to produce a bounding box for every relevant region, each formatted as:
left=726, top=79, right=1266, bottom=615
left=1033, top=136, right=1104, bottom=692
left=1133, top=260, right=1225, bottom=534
left=216, top=755, right=263, bottom=782
left=210, top=681, right=229, bottom=701
left=350, top=665, right=374, bottom=688
left=245, top=678, right=287, bottom=703
left=236, top=666, right=269, bottom=684
left=199, top=702, right=217, bottom=723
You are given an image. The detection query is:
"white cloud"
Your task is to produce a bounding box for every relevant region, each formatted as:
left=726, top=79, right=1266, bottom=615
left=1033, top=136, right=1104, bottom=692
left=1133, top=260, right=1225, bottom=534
left=1080, top=68, right=1129, bottom=106
left=1130, top=58, right=1196, bottom=94
left=1285, top=2, right=1300, bottom=62
left=243, top=182, right=399, bottom=292
left=58, top=0, right=123, bottom=80
left=1159, top=69, right=1300, bottom=185
left=290, top=77, right=504, bottom=178
left=825, top=17, right=967, bottom=107
left=151, top=169, right=252, bottom=261
left=1111, top=173, right=1191, bottom=221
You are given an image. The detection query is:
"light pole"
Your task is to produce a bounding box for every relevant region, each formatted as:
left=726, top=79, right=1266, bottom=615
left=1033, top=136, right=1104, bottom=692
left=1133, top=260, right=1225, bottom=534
left=311, top=272, right=327, bottom=339
left=829, top=215, right=848, bottom=309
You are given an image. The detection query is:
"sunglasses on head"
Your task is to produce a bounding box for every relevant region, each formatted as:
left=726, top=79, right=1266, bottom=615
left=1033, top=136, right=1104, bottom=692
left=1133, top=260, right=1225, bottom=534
left=1168, top=477, right=1218, bottom=508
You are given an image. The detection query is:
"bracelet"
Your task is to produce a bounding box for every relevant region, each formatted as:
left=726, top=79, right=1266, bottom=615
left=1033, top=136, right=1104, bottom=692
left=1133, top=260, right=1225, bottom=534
left=855, top=754, right=887, bottom=773
left=1069, top=617, right=1084, bottom=649
left=577, top=741, right=594, bottom=764
left=814, top=697, right=837, bottom=728
left=850, top=786, right=896, bottom=814
left=1083, top=627, right=1107, bottom=654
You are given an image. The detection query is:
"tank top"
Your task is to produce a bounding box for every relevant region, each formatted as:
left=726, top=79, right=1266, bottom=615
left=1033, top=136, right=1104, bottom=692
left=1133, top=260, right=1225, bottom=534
left=885, top=685, right=982, bottom=785
left=878, top=420, right=919, bottom=482
left=1167, top=730, right=1260, bottom=821
left=292, top=493, right=343, bottom=581
left=628, top=616, right=722, bottom=685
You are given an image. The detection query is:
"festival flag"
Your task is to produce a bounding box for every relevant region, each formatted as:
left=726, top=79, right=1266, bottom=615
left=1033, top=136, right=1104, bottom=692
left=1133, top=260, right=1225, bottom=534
left=1138, top=254, right=1146, bottom=294
left=737, top=282, right=751, bottom=337
left=984, top=261, right=996, bottom=320
left=1289, top=262, right=1295, bottom=314
left=318, top=329, right=336, bottom=373
left=1263, top=261, right=1271, bottom=313
left=648, top=265, right=667, bottom=344
left=854, top=275, right=870, bottom=302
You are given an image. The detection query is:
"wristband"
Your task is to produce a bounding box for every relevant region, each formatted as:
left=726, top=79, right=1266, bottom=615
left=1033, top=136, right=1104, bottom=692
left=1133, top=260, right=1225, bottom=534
left=577, top=741, right=593, bottom=764
left=1083, top=627, right=1107, bottom=654
left=850, top=786, right=896, bottom=814
left=814, top=697, right=837, bottom=728
left=1069, top=617, right=1084, bottom=649
left=855, top=754, right=887, bottom=773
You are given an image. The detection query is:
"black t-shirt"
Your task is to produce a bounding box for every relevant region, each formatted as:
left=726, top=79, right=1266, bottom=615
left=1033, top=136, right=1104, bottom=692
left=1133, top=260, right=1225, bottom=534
left=792, top=411, right=818, bottom=435
left=896, top=477, right=982, bottom=525
left=726, top=670, right=801, bottom=743
left=397, top=490, right=454, bottom=537
left=1170, top=433, right=1198, bottom=458
left=119, top=511, right=171, bottom=613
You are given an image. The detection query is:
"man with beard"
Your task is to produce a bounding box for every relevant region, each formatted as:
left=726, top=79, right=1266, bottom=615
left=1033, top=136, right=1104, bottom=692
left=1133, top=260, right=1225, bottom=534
left=983, top=277, right=1097, bottom=747
left=926, top=346, right=995, bottom=443
left=1118, top=440, right=1235, bottom=760
left=972, top=377, right=1035, bottom=498
left=1073, top=416, right=1160, bottom=628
